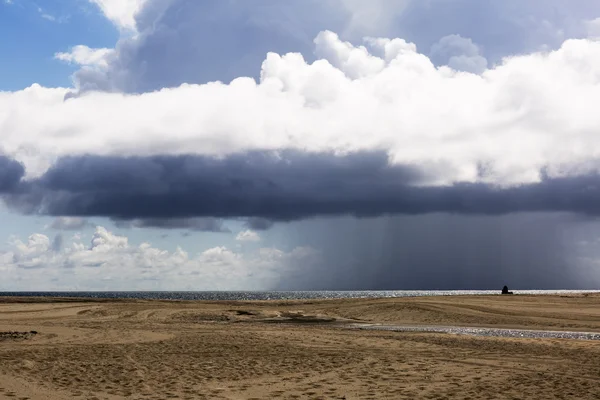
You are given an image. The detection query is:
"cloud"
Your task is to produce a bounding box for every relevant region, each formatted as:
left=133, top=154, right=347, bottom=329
left=88, top=0, right=148, bottom=30
left=40, top=13, right=55, bottom=21
left=430, top=34, right=487, bottom=74
left=114, top=217, right=231, bottom=232
left=49, top=217, right=93, bottom=231
left=66, top=0, right=600, bottom=93
left=314, top=31, right=389, bottom=79
left=8, top=233, right=54, bottom=269
left=236, top=230, right=261, bottom=242
left=55, top=46, right=114, bottom=68
left=72, top=0, right=327, bottom=92
left=0, top=151, right=420, bottom=219
left=585, top=18, right=600, bottom=38
left=0, top=155, right=25, bottom=192
left=392, top=0, right=599, bottom=62
left=67, top=0, right=413, bottom=92
left=6, top=34, right=600, bottom=188
left=5, top=33, right=600, bottom=220
left=0, top=226, right=318, bottom=290
left=338, top=0, right=411, bottom=37
left=6, top=151, right=600, bottom=221
left=244, top=218, right=275, bottom=231
left=36, top=6, right=68, bottom=23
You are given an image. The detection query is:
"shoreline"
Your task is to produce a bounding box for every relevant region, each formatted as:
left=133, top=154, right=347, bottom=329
left=1, top=289, right=599, bottom=303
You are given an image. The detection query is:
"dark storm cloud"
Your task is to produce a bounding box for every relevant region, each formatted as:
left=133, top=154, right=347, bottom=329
left=244, top=217, right=275, bottom=231
left=113, top=217, right=231, bottom=232
left=17, top=150, right=423, bottom=219
left=5, top=151, right=600, bottom=220
left=0, top=155, right=25, bottom=192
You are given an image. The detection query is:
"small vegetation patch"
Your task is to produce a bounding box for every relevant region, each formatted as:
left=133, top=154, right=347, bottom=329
left=234, top=310, right=259, bottom=316
left=0, top=331, right=38, bottom=341
left=169, top=312, right=230, bottom=323
left=262, top=311, right=337, bottom=324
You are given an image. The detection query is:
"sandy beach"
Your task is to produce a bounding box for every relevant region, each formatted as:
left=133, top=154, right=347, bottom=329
left=1, top=294, right=600, bottom=399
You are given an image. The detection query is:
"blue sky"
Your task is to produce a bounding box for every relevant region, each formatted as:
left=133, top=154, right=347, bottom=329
left=0, top=0, right=118, bottom=90
left=2, top=0, right=600, bottom=290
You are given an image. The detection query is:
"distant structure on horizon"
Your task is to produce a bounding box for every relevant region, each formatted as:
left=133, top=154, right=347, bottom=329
left=502, top=285, right=514, bottom=295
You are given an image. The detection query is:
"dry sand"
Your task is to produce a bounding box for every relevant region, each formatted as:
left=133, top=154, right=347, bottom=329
left=1, top=294, right=600, bottom=399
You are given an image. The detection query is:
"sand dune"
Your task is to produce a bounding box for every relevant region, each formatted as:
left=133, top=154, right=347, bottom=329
left=1, top=294, right=600, bottom=399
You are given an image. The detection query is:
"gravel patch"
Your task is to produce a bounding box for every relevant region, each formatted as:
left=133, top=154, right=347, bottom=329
left=350, top=324, right=600, bottom=341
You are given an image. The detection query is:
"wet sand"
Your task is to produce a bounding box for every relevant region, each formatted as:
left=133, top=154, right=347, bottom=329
left=1, top=294, right=600, bottom=399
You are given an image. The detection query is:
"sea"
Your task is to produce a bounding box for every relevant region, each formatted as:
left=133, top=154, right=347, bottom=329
left=0, top=290, right=597, bottom=301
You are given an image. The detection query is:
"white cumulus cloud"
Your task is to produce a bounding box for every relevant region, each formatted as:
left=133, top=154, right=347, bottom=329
left=3, top=32, right=600, bottom=187
left=236, top=230, right=261, bottom=242
left=0, top=226, right=318, bottom=290
left=88, top=0, right=147, bottom=30
left=55, top=46, right=114, bottom=68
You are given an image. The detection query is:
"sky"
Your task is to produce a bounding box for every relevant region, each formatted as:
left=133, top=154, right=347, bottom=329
left=2, top=0, right=600, bottom=290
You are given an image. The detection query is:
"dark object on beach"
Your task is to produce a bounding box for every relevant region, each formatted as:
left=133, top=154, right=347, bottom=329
left=502, top=285, right=514, bottom=295
left=0, top=331, right=37, bottom=341
left=234, top=310, right=258, bottom=316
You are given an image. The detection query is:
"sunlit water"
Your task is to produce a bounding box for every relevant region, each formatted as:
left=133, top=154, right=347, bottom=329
left=0, top=290, right=597, bottom=301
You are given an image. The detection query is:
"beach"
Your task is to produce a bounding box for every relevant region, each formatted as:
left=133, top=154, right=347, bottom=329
left=1, top=294, right=600, bottom=399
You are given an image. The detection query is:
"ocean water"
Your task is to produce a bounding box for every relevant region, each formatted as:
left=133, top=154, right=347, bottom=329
left=0, top=290, right=597, bottom=301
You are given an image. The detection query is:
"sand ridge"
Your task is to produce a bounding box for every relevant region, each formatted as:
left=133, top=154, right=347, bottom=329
left=1, top=294, right=600, bottom=399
